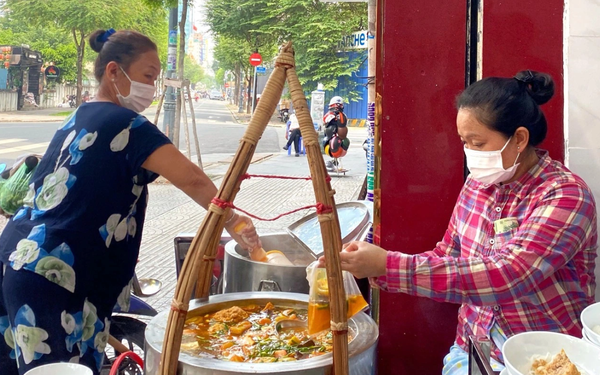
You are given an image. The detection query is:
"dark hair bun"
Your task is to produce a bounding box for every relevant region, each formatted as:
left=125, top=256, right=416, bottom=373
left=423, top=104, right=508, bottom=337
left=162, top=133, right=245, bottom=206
left=515, top=70, right=555, bottom=105
left=89, top=29, right=107, bottom=53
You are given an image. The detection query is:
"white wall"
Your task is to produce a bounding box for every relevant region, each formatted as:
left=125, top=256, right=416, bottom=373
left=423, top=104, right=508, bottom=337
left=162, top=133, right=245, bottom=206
left=566, top=0, right=600, bottom=300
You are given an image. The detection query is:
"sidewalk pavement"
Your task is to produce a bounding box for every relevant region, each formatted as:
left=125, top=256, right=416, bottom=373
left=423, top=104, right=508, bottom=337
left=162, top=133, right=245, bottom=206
left=0, top=105, right=161, bottom=123
left=226, top=103, right=286, bottom=128
left=0, top=107, right=73, bottom=122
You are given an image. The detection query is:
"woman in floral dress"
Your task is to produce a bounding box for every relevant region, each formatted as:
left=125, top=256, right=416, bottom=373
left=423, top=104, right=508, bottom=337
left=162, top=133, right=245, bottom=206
left=0, top=29, right=259, bottom=374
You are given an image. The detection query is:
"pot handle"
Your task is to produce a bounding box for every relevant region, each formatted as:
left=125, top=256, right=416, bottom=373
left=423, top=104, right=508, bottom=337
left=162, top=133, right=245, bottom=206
left=257, top=280, right=281, bottom=292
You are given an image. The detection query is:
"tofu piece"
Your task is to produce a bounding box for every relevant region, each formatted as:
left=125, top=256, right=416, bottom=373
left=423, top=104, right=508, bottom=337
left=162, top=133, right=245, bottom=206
left=532, top=349, right=581, bottom=375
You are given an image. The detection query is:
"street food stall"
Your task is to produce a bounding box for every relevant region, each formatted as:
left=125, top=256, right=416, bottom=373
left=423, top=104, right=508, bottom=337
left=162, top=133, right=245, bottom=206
left=141, top=0, right=600, bottom=374
left=0, top=45, right=43, bottom=110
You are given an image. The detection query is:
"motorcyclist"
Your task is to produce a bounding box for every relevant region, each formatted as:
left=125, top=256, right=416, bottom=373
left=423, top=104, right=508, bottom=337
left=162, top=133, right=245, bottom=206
left=323, top=96, right=349, bottom=171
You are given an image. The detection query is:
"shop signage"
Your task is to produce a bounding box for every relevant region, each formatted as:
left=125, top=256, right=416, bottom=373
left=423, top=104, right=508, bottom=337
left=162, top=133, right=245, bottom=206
left=338, top=30, right=369, bottom=49
left=44, top=65, right=60, bottom=79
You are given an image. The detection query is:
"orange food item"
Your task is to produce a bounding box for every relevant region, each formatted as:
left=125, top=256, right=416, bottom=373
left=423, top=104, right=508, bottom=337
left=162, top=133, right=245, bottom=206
left=307, top=294, right=368, bottom=335
left=531, top=350, right=580, bottom=375
left=212, top=306, right=249, bottom=323
left=229, top=320, right=252, bottom=335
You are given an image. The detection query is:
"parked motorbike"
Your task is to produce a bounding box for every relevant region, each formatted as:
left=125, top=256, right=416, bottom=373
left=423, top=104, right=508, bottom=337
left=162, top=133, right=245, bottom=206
left=278, top=108, right=290, bottom=123
left=102, top=273, right=161, bottom=375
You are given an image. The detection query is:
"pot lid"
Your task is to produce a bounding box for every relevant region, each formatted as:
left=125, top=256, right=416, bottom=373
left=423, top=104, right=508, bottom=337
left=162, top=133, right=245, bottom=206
left=287, top=200, right=372, bottom=259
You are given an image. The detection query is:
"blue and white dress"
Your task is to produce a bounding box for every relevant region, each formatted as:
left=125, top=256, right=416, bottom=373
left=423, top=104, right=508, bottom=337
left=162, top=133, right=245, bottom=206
left=0, top=102, right=171, bottom=374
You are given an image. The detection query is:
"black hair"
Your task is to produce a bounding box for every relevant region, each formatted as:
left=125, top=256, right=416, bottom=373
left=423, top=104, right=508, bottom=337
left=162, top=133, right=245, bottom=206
left=456, top=70, right=555, bottom=146
left=89, top=29, right=157, bottom=82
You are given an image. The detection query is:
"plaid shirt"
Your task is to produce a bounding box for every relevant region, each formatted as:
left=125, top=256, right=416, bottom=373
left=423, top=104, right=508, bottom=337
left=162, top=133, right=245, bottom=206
left=374, top=150, right=597, bottom=361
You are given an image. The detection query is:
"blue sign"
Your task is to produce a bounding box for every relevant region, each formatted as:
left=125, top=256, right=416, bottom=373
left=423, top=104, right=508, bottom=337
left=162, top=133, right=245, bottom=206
left=256, top=66, right=266, bottom=74
left=168, top=30, right=178, bottom=46
left=338, top=30, right=369, bottom=49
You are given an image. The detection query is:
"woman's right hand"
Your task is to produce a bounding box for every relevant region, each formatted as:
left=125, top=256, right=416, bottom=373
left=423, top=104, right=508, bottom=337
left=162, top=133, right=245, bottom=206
left=317, top=241, right=388, bottom=279
left=224, top=213, right=262, bottom=252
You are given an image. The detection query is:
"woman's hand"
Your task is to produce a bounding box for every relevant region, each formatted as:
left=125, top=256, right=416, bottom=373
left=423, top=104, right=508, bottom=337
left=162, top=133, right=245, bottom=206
left=318, top=241, right=387, bottom=279
left=224, top=212, right=261, bottom=252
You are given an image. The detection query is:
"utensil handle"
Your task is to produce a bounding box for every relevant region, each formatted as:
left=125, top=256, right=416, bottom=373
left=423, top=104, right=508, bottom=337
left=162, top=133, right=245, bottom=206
left=109, top=351, right=144, bottom=375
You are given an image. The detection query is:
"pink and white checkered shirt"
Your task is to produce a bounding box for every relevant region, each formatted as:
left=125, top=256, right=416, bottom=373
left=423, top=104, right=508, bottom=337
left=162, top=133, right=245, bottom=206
left=374, top=150, right=597, bottom=361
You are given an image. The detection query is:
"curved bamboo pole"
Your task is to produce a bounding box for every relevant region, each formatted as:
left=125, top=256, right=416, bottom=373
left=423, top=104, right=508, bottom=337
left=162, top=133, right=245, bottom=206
left=158, top=55, right=286, bottom=375
left=158, top=42, right=347, bottom=375
left=286, top=50, right=348, bottom=375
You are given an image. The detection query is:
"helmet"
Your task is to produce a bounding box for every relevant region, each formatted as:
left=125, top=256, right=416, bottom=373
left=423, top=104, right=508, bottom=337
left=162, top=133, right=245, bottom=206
left=326, top=136, right=349, bottom=158
left=328, top=96, right=344, bottom=110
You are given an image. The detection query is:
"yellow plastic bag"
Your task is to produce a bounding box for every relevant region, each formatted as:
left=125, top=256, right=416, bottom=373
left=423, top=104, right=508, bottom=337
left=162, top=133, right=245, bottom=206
left=306, top=261, right=368, bottom=335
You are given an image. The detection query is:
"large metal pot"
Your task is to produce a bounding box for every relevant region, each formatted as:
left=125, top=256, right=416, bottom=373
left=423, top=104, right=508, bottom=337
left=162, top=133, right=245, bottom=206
left=223, top=201, right=372, bottom=294
left=223, top=233, right=315, bottom=294
left=144, top=292, right=378, bottom=375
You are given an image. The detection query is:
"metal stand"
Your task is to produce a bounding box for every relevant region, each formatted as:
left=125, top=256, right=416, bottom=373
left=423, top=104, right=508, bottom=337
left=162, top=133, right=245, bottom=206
left=154, top=78, right=203, bottom=170
left=468, top=336, right=501, bottom=375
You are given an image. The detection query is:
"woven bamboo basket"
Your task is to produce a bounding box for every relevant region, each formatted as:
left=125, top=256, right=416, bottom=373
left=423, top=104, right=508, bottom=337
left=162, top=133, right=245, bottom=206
left=158, top=42, right=349, bottom=375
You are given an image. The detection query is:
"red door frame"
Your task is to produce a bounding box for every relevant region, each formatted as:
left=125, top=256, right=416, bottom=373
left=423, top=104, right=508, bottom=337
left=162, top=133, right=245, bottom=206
left=375, top=0, right=466, bottom=373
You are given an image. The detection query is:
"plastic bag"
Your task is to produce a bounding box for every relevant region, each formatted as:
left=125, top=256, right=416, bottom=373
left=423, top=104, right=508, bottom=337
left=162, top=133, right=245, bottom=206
left=0, top=158, right=38, bottom=215
left=306, top=261, right=369, bottom=335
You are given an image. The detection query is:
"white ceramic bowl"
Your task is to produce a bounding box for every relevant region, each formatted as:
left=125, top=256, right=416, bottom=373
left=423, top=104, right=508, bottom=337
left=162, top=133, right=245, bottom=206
left=581, top=302, right=600, bottom=346
left=24, top=363, right=93, bottom=375
left=502, top=331, right=600, bottom=375
left=582, top=327, right=600, bottom=347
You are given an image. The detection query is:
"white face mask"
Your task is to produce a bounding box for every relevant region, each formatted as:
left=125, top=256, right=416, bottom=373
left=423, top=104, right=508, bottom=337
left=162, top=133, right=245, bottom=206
left=114, top=66, right=155, bottom=113
left=464, top=137, right=521, bottom=185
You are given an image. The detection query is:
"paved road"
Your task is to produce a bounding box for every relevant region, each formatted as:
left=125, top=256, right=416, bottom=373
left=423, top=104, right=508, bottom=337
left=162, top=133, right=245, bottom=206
left=0, top=99, right=283, bottom=165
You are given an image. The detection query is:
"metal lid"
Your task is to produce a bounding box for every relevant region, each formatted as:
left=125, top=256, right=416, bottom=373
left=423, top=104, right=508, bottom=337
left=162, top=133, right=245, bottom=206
left=287, top=200, right=373, bottom=258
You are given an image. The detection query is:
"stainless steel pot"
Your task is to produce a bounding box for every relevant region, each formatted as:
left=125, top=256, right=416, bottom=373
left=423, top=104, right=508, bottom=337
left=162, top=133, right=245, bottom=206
left=144, top=292, right=378, bottom=375
left=223, top=201, right=373, bottom=294
left=223, top=233, right=315, bottom=294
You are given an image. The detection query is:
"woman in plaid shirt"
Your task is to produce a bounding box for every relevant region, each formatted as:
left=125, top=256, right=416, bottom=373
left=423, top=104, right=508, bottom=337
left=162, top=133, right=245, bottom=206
left=320, top=70, right=597, bottom=373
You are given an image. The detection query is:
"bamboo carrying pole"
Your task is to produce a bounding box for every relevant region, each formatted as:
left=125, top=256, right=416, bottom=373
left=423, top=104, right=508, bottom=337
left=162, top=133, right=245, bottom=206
left=286, top=52, right=349, bottom=375
left=158, top=43, right=348, bottom=375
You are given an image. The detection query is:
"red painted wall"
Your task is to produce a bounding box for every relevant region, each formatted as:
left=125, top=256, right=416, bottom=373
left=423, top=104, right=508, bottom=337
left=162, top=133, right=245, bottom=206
left=376, top=0, right=466, bottom=373
left=482, top=1, right=565, bottom=161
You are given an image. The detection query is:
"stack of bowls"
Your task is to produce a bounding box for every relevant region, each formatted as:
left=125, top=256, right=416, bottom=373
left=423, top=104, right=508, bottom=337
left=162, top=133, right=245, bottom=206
left=581, top=301, right=600, bottom=347
left=502, top=331, right=600, bottom=375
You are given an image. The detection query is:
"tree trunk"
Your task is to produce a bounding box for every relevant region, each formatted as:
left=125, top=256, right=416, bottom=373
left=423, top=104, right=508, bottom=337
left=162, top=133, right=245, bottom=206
left=246, top=72, right=252, bottom=114
left=73, top=29, right=85, bottom=107
left=234, top=62, right=241, bottom=106
left=173, top=0, right=189, bottom=149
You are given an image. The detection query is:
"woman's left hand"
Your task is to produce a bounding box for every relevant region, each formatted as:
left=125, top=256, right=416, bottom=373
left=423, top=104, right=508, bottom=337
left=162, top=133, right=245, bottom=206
left=318, top=241, right=388, bottom=279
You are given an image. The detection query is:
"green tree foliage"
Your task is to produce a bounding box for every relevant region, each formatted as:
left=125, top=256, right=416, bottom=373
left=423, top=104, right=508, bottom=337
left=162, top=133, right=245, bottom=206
left=0, top=15, right=77, bottom=83
left=3, top=0, right=167, bottom=104
left=206, top=0, right=366, bottom=98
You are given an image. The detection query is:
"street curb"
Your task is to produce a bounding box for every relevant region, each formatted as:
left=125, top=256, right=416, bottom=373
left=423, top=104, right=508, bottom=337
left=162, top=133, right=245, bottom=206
left=225, top=104, right=285, bottom=128
left=0, top=118, right=63, bottom=123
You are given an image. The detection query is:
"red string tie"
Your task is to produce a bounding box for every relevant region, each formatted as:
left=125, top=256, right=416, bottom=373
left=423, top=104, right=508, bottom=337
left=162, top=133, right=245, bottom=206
left=316, top=203, right=333, bottom=214
left=211, top=197, right=233, bottom=210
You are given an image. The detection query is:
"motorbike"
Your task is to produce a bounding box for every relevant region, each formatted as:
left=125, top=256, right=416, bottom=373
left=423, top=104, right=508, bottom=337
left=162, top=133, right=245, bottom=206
left=68, top=94, right=77, bottom=108
left=278, top=108, right=290, bottom=123
left=101, top=272, right=161, bottom=375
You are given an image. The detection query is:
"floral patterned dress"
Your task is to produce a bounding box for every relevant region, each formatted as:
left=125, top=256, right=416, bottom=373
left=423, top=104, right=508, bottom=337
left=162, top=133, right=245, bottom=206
left=0, top=102, right=171, bottom=374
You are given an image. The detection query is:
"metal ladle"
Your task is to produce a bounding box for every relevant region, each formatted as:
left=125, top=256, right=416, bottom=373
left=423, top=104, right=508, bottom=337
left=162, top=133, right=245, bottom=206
left=275, top=319, right=315, bottom=347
